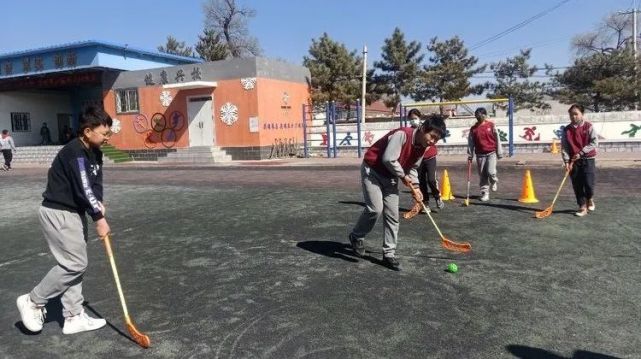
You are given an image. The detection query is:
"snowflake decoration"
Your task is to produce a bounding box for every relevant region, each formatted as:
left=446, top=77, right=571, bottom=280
left=240, top=77, right=256, bottom=90
left=160, top=90, right=173, bottom=107
left=111, top=118, right=121, bottom=134
left=220, top=102, right=238, bottom=126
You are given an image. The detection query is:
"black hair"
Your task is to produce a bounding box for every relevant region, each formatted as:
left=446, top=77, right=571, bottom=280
left=420, top=114, right=446, bottom=138
left=568, top=104, right=584, bottom=114
left=1, top=129, right=8, bottom=135
left=407, top=108, right=422, bottom=118
left=474, top=107, right=487, bottom=117
left=78, top=106, right=112, bottom=135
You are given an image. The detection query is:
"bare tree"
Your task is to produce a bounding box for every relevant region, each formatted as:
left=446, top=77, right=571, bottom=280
left=202, top=0, right=262, bottom=58
left=572, top=13, right=632, bottom=56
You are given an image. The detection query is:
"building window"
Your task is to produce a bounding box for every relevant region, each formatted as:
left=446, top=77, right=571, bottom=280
left=11, top=112, right=31, bottom=132
left=115, top=88, right=139, bottom=113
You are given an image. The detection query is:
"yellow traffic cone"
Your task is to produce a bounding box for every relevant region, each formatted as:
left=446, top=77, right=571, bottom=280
left=550, top=139, right=559, bottom=154
left=440, top=169, right=455, bottom=201
left=518, top=169, right=539, bottom=203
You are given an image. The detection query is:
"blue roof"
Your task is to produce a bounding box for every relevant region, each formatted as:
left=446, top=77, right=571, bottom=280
left=0, top=40, right=202, bottom=64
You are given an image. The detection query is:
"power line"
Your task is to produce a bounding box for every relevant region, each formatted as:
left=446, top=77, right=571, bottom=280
left=470, top=0, right=572, bottom=51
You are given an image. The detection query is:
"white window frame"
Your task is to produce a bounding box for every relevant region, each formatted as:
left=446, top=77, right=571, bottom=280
left=115, top=88, right=139, bottom=114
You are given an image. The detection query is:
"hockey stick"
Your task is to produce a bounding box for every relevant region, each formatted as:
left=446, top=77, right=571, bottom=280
left=535, top=162, right=572, bottom=219
left=464, top=160, right=472, bottom=206
left=407, top=185, right=471, bottom=252
left=102, top=234, right=151, bottom=348
left=418, top=202, right=471, bottom=253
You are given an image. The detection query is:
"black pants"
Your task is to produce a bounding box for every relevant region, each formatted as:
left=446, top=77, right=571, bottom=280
left=570, top=158, right=595, bottom=207
left=418, top=157, right=440, bottom=203
left=2, top=150, right=12, bottom=169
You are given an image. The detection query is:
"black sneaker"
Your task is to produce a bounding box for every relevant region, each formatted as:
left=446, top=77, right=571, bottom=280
left=349, top=233, right=365, bottom=257
left=382, top=256, right=401, bottom=271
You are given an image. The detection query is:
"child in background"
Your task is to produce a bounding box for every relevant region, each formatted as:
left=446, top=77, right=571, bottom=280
left=467, top=107, right=503, bottom=202
left=561, top=104, right=598, bottom=217
left=0, top=129, right=17, bottom=170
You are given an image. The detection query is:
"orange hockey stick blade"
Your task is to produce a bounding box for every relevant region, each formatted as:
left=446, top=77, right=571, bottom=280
left=127, top=322, right=151, bottom=349
left=441, top=237, right=472, bottom=253
left=535, top=206, right=553, bottom=219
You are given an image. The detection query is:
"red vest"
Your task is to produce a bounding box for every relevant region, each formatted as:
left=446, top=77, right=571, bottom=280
left=470, top=121, right=497, bottom=154
left=423, top=145, right=437, bottom=160
left=564, top=121, right=596, bottom=158
left=363, top=127, right=426, bottom=178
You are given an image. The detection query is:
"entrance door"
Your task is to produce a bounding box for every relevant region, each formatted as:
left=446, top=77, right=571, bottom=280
left=57, top=113, right=72, bottom=144
left=187, top=96, right=214, bottom=147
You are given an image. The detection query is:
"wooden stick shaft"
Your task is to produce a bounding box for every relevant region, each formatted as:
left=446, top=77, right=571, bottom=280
left=549, top=169, right=570, bottom=208
left=420, top=202, right=446, bottom=240
left=103, top=235, right=131, bottom=321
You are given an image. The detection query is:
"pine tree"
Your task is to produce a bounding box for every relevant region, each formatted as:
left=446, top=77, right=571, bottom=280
left=373, top=27, right=423, bottom=110
left=413, top=36, right=485, bottom=102
left=158, top=36, right=194, bottom=57
left=303, top=33, right=362, bottom=105
left=486, top=49, right=549, bottom=112
left=195, top=29, right=229, bottom=61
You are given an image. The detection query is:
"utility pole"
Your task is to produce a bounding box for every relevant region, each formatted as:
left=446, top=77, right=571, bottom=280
left=621, top=3, right=639, bottom=109
left=360, top=45, right=367, bottom=127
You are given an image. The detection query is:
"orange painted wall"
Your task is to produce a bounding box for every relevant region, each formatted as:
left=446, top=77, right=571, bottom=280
left=255, top=79, right=310, bottom=147
left=210, top=79, right=259, bottom=147
left=105, top=86, right=214, bottom=150
left=103, top=77, right=309, bottom=150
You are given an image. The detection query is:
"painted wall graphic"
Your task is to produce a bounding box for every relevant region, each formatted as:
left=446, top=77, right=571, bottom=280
left=130, top=111, right=185, bottom=149
left=160, top=90, right=173, bottom=107
left=220, top=102, right=238, bottom=126
left=621, top=123, right=641, bottom=138
left=308, top=118, right=641, bottom=149
left=519, top=126, right=540, bottom=141
left=339, top=132, right=353, bottom=146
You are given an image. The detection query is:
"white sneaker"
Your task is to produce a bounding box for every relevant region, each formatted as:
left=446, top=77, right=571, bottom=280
left=16, top=294, right=46, bottom=332
left=480, top=193, right=490, bottom=202
left=62, top=310, right=106, bottom=334
left=574, top=207, right=588, bottom=217
left=491, top=182, right=498, bottom=192
left=587, top=200, right=595, bottom=211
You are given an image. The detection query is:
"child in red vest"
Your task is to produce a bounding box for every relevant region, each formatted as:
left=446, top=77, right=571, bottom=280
left=349, top=116, right=446, bottom=270
left=561, top=104, right=598, bottom=217
left=467, top=107, right=503, bottom=202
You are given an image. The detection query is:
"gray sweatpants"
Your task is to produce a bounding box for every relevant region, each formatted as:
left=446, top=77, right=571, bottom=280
left=476, top=152, right=498, bottom=194
left=351, top=163, right=400, bottom=257
left=30, top=206, right=89, bottom=318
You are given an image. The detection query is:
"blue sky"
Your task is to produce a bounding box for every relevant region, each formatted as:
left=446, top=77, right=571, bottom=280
left=0, top=0, right=637, bottom=73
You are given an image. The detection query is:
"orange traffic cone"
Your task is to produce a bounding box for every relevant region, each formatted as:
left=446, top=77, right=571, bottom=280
left=550, top=139, right=559, bottom=154
left=518, top=169, right=539, bottom=203
left=440, top=169, right=455, bottom=201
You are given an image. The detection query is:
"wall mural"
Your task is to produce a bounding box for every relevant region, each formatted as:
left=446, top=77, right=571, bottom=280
left=160, top=90, right=173, bottom=107
left=240, top=77, right=256, bottom=90
left=130, top=111, right=185, bottom=149
left=621, top=123, right=641, bottom=138
left=220, top=102, right=238, bottom=126
left=111, top=118, right=121, bottom=134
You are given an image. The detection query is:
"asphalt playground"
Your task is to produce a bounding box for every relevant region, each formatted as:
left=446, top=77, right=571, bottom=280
left=0, top=159, right=640, bottom=358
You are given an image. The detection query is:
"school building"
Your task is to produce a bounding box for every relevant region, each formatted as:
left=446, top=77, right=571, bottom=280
left=0, top=40, right=311, bottom=160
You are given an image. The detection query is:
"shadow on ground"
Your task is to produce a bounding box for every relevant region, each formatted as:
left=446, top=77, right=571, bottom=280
left=506, top=344, right=622, bottom=359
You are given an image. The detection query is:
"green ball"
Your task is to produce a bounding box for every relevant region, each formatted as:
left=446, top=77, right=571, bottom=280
left=447, top=263, right=458, bottom=273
